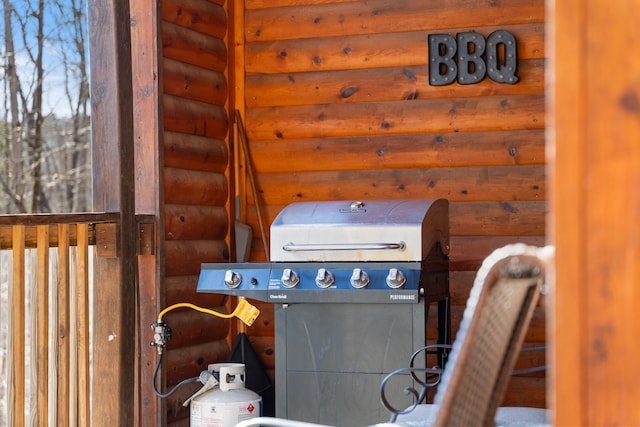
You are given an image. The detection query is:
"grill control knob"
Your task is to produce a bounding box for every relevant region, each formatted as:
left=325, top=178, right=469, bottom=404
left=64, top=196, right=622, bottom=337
left=386, top=268, right=407, bottom=289
left=281, top=268, right=300, bottom=288
left=315, top=268, right=334, bottom=288
left=224, top=270, right=242, bottom=288
left=350, top=268, right=370, bottom=288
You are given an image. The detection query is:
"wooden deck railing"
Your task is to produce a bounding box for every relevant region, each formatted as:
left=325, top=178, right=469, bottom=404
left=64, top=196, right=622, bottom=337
left=0, top=213, right=120, bottom=427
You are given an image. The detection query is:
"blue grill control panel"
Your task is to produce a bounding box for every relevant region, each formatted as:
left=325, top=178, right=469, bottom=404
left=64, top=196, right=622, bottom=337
left=197, top=261, right=423, bottom=304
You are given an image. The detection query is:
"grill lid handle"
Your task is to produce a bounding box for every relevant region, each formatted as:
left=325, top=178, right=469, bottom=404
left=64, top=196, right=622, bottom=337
left=282, top=241, right=406, bottom=252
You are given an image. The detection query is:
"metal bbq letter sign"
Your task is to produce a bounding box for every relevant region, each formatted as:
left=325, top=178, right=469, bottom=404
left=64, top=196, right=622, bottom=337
left=429, top=30, right=518, bottom=86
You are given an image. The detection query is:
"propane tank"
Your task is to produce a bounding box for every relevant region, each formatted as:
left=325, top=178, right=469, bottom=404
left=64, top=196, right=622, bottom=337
left=189, top=363, right=262, bottom=427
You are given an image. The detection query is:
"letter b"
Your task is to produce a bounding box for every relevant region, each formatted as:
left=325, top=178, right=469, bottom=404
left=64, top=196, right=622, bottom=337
left=428, top=34, right=457, bottom=86
left=456, top=32, right=487, bottom=84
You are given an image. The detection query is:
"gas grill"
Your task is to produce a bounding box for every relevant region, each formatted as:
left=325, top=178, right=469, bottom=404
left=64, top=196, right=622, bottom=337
left=197, top=199, right=450, bottom=426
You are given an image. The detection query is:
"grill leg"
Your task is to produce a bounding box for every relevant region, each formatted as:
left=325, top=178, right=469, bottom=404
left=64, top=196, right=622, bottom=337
left=437, top=297, right=451, bottom=368
left=421, top=295, right=451, bottom=403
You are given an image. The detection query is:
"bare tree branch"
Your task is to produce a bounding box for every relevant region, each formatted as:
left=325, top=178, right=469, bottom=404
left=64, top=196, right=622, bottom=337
left=0, top=0, right=90, bottom=213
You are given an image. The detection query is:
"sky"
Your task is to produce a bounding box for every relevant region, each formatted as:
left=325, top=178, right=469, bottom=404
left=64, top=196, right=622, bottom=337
left=0, top=0, right=88, bottom=118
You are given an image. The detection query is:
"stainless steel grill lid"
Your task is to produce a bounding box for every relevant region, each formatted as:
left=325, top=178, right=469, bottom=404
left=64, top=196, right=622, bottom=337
left=270, top=199, right=449, bottom=262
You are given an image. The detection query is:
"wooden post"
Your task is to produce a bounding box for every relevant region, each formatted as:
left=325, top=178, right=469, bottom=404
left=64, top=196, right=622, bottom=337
left=87, top=0, right=137, bottom=425
left=550, top=0, right=640, bottom=425
left=130, top=0, right=164, bottom=423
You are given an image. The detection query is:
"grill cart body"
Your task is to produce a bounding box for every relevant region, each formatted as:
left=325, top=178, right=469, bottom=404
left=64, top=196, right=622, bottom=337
left=197, top=199, right=450, bottom=426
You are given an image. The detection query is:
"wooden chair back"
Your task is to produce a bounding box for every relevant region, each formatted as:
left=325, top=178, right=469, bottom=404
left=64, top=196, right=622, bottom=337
left=432, top=244, right=550, bottom=427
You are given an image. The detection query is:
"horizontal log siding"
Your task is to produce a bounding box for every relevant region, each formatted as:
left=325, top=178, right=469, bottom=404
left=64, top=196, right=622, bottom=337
left=161, top=0, right=230, bottom=424
left=241, top=0, right=547, bottom=409
left=246, top=60, right=545, bottom=107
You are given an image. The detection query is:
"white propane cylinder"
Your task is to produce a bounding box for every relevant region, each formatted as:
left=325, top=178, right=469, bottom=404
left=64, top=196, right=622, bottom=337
left=190, top=363, right=262, bottom=427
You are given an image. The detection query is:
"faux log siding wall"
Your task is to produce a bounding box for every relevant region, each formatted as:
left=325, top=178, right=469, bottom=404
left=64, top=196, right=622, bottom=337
left=161, top=0, right=231, bottom=424
left=241, top=0, right=547, bottom=409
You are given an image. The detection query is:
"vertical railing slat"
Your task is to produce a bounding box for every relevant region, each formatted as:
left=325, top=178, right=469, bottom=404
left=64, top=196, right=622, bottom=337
left=36, top=225, right=49, bottom=427
left=28, top=247, right=36, bottom=426
left=76, top=223, right=90, bottom=426
left=57, top=223, right=71, bottom=427
left=69, top=239, right=78, bottom=427
left=69, top=226, right=78, bottom=427
left=10, top=225, right=26, bottom=427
